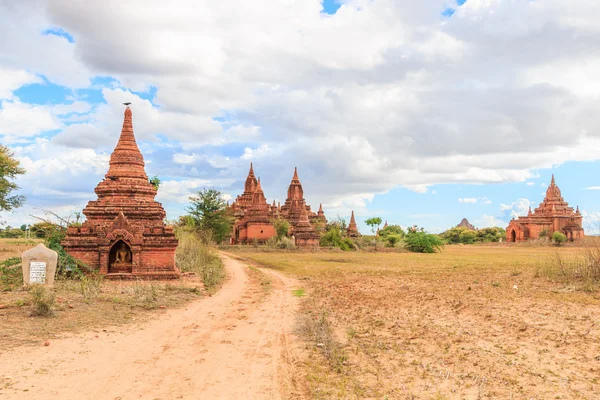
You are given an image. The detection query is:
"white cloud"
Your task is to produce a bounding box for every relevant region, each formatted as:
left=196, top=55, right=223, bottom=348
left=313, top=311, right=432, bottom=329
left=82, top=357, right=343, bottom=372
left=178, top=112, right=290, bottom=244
left=3, top=0, right=600, bottom=217
left=500, top=198, right=532, bottom=219
left=585, top=186, right=600, bottom=190
left=458, top=197, right=491, bottom=204
left=526, top=182, right=535, bottom=186
left=581, top=211, right=600, bottom=235
left=474, top=214, right=507, bottom=229
left=0, top=68, right=42, bottom=100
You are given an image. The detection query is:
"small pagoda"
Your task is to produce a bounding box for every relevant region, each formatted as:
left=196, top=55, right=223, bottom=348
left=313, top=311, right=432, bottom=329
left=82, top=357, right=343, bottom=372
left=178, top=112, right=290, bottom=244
left=506, top=175, right=584, bottom=242
left=347, top=210, right=361, bottom=238
left=62, top=106, right=179, bottom=278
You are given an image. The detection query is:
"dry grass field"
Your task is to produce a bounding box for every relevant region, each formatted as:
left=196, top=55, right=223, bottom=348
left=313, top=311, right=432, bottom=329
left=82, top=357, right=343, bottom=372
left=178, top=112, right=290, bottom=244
left=0, top=238, right=206, bottom=348
left=231, top=245, right=600, bottom=399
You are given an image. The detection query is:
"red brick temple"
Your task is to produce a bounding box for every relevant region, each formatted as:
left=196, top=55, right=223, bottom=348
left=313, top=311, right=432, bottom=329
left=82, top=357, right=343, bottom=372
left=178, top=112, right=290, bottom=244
left=62, top=107, right=179, bottom=278
left=346, top=210, right=361, bottom=238
left=230, top=164, right=323, bottom=246
left=506, top=175, right=584, bottom=242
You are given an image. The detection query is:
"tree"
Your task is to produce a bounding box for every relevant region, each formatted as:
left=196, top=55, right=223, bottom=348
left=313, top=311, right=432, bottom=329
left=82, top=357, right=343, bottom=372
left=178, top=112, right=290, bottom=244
left=186, top=189, right=233, bottom=243
left=458, top=230, right=477, bottom=244
left=149, top=176, right=161, bottom=190
left=379, top=225, right=405, bottom=239
left=271, top=217, right=290, bottom=240
left=404, top=226, right=444, bottom=253
left=365, top=217, right=383, bottom=234
left=552, top=231, right=567, bottom=246
left=326, top=215, right=347, bottom=232
left=0, top=145, right=26, bottom=212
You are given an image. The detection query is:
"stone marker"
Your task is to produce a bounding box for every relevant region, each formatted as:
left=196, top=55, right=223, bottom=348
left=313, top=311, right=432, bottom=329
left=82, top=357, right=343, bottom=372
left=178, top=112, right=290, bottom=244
left=21, top=243, right=58, bottom=287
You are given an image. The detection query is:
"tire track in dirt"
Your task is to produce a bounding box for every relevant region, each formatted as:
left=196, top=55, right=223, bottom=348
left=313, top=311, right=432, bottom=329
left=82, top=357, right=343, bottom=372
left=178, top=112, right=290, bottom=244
left=0, top=253, right=303, bottom=400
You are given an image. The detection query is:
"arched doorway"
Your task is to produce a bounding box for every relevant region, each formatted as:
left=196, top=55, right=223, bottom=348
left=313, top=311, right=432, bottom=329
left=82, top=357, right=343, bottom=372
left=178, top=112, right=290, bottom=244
left=109, top=240, right=133, bottom=273
left=510, top=229, right=517, bottom=243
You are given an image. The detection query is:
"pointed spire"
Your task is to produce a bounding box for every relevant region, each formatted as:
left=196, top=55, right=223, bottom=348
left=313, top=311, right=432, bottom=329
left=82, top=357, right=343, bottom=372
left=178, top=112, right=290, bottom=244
left=256, top=177, right=263, bottom=193
left=244, top=163, right=258, bottom=194
left=576, top=205, right=581, bottom=214
left=347, top=210, right=360, bottom=237
left=293, top=166, right=299, bottom=181
left=107, top=106, right=147, bottom=179
left=551, top=174, right=555, bottom=185
left=528, top=206, right=532, bottom=215
left=318, top=203, right=323, bottom=212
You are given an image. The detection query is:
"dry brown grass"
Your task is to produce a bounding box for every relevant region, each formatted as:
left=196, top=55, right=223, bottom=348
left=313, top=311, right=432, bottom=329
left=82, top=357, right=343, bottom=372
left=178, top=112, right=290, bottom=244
left=0, top=238, right=206, bottom=349
left=231, top=245, right=600, bottom=399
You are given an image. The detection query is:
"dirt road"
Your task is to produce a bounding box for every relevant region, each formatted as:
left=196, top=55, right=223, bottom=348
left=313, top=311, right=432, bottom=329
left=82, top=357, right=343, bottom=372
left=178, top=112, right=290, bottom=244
left=0, top=254, right=302, bottom=400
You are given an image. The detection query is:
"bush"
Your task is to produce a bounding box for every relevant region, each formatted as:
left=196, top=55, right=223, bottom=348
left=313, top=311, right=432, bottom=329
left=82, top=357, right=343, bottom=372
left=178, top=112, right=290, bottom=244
left=176, top=229, right=225, bottom=291
left=278, top=236, right=296, bottom=249
left=29, top=285, right=55, bottom=317
left=386, top=234, right=402, bottom=247
left=272, top=217, right=290, bottom=240
left=320, top=226, right=355, bottom=251
left=440, top=226, right=505, bottom=244
left=552, top=231, right=567, bottom=246
left=404, top=227, right=444, bottom=253
left=458, top=230, right=477, bottom=244
left=0, top=257, right=22, bottom=291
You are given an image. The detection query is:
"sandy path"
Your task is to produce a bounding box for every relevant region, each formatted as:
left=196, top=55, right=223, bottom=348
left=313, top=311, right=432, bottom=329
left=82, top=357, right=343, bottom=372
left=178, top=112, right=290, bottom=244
left=0, top=254, right=302, bottom=400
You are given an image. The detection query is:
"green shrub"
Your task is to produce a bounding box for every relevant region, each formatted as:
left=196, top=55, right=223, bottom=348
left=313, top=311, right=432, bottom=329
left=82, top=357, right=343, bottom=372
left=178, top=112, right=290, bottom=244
left=386, top=234, right=402, bottom=247
left=0, top=257, right=22, bottom=291
left=404, top=226, right=444, bottom=253
left=29, top=285, right=55, bottom=317
left=552, top=231, right=567, bottom=246
left=458, top=230, right=477, bottom=244
left=272, top=217, right=290, bottom=240
left=320, top=226, right=355, bottom=251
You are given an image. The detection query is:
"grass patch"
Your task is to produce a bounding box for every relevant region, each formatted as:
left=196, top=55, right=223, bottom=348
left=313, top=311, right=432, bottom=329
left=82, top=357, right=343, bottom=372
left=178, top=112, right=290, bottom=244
left=536, top=248, right=600, bottom=291
left=296, top=307, right=347, bottom=373
left=176, top=230, right=225, bottom=291
left=292, top=288, right=305, bottom=297
left=29, top=285, right=55, bottom=317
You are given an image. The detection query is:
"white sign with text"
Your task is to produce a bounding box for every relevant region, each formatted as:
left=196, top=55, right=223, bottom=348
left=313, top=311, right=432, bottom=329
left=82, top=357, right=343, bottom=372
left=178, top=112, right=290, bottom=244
left=29, top=261, right=47, bottom=284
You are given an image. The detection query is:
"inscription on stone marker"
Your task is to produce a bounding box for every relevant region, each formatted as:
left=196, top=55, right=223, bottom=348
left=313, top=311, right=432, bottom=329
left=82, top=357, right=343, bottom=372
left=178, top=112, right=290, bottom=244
left=29, top=261, right=47, bottom=284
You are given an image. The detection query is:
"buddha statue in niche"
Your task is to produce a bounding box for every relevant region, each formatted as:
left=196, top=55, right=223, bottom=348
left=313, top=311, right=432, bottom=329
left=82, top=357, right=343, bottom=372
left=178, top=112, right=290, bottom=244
left=115, top=243, right=132, bottom=263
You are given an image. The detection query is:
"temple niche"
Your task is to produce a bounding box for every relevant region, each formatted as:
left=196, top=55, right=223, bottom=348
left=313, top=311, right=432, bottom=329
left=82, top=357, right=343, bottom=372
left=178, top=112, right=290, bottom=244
left=62, top=106, right=179, bottom=278
left=230, top=164, right=323, bottom=246
left=506, top=175, right=584, bottom=242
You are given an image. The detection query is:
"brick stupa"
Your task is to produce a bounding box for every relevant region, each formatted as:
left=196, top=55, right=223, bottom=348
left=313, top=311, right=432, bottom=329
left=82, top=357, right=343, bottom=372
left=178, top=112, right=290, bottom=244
left=232, top=177, right=277, bottom=244
left=347, top=210, right=361, bottom=238
left=62, top=106, right=179, bottom=278
left=506, top=175, right=584, bottom=242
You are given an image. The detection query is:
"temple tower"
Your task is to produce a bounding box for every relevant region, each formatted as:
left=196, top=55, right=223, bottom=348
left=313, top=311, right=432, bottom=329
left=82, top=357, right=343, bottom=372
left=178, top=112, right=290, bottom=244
left=347, top=210, right=361, bottom=238
left=62, top=107, right=179, bottom=278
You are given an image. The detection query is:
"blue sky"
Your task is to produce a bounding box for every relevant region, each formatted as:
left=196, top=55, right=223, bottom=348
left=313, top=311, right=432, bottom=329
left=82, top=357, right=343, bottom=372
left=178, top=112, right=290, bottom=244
left=2, top=0, right=600, bottom=234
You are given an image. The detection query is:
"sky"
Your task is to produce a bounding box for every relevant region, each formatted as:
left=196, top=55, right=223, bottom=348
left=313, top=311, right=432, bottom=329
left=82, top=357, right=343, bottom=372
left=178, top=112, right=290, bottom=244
left=2, top=0, right=600, bottom=234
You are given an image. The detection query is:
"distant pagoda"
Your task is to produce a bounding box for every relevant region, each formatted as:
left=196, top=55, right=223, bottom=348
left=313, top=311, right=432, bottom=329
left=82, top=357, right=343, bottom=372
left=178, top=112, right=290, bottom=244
left=62, top=106, right=179, bottom=278
left=347, top=210, right=361, bottom=238
left=456, top=218, right=476, bottom=230
left=506, top=175, right=584, bottom=242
